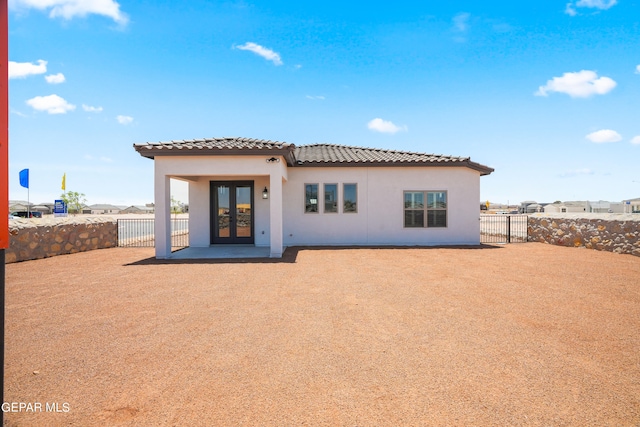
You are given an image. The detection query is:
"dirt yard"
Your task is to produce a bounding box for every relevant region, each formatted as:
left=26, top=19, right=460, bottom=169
left=4, top=244, right=640, bottom=426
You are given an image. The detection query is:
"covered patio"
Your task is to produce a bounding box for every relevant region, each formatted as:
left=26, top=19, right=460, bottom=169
left=135, top=138, right=296, bottom=259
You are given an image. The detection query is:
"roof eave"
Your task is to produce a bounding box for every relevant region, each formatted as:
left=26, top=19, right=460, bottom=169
left=133, top=144, right=297, bottom=165
left=294, top=160, right=494, bottom=175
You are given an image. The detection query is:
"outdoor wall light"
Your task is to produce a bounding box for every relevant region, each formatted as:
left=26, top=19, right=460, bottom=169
left=262, top=187, right=269, bottom=199
left=266, top=157, right=280, bottom=163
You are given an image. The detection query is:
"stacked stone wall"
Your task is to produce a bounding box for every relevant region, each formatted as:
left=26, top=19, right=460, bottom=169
left=7, top=217, right=118, bottom=263
left=528, top=214, right=640, bottom=257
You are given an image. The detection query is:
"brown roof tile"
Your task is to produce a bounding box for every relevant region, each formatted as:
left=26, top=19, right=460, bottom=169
left=134, top=138, right=493, bottom=175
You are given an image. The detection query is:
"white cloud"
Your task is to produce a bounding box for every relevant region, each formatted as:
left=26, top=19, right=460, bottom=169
left=535, top=70, right=616, bottom=98
left=565, top=3, right=578, bottom=16
left=576, top=0, right=617, bottom=9
left=452, top=12, right=470, bottom=42
left=586, top=129, right=622, bottom=143
left=452, top=12, right=470, bottom=32
left=635, top=65, right=640, bottom=74
left=367, top=118, right=407, bottom=134
left=45, top=72, right=65, bottom=84
left=305, top=95, right=325, bottom=100
left=82, top=104, right=103, bottom=113
left=9, top=59, right=47, bottom=79
left=100, top=156, right=113, bottom=163
left=10, top=0, right=128, bottom=25
left=566, top=0, right=617, bottom=15
left=559, top=168, right=595, bottom=178
left=116, top=115, right=133, bottom=125
left=26, top=94, right=75, bottom=114
left=235, top=42, right=283, bottom=66
left=631, top=136, right=640, bottom=145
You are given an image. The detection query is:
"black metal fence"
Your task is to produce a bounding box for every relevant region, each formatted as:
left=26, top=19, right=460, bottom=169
left=480, top=215, right=528, bottom=243
left=117, top=218, right=189, bottom=248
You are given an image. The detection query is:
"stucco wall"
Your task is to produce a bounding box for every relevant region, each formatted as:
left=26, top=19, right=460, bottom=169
left=6, top=217, right=118, bottom=263
left=156, top=155, right=484, bottom=251
left=283, top=166, right=482, bottom=246
left=528, top=214, right=640, bottom=256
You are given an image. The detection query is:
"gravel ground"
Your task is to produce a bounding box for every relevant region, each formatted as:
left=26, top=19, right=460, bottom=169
left=4, top=243, right=640, bottom=426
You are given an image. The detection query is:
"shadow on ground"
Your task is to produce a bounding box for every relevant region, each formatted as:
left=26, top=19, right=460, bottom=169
left=124, top=244, right=502, bottom=266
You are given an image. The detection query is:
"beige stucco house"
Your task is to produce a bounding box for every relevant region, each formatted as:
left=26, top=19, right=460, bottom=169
left=134, top=137, right=494, bottom=259
left=543, top=201, right=588, bottom=214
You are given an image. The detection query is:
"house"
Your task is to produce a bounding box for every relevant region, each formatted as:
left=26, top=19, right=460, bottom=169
left=88, top=204, right=122, bottom=215
left=32, top=203, right=54, bottom=215
left=134, top=137, right=494, bottom=259
left=519, top=201, right=539, bottom=214
left=588, top=201, right=624, bottom=214
left=543, top=201, right=588, bottom=213
left=121, top=205, right=155, bottom=214
left=624, top=197, right=640, bottom=213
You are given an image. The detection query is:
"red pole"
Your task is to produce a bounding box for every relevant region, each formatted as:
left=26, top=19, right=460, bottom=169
left=0, top=0, right=8, bottom=423
left=0, top=0, right=8, bottom=246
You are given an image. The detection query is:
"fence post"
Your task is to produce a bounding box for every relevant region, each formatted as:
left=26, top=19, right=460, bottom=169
left=507, top=215, right=511, bottom=244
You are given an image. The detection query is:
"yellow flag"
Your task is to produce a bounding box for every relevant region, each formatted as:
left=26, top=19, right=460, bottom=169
left=485, top=200, right=490, bottom=209
left=61, top=173, right=66, bottom=191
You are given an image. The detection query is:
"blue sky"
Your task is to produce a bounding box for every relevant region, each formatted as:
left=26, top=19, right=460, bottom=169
left=7, top=0, right=640, bottom=206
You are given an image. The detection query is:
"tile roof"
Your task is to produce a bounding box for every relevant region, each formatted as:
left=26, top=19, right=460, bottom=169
left=134, top=138, right=493, bottom=175
left=134, top=137, right=293, bottom=156
left=296, top=143, right=462, bottom=164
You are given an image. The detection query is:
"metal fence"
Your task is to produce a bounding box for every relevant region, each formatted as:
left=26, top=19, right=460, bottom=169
left=480, top=215, right=528, bottom=243
left=117, top=218, right=189, bottom=248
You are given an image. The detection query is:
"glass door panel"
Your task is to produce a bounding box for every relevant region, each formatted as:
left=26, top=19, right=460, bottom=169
left=235, top=186, right=252, bottom=238
left=217, top=185, right=230, bottom=238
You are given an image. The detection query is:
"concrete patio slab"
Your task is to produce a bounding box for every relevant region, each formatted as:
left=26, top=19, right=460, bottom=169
left=169, top=245, right=271, bottom=259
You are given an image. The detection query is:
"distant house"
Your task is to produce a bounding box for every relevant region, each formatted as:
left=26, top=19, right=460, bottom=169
left=544, top=201, right=588, bottom=213
left=9, top=200, right=30, bottom=213
left=88, top=204, right=122, bottom=215
left=134, top=137, right=494, bottom=259
left=624, top=197, right=640, bottom=213
left=519, top=201, right=541, bottom=213
left=32, top=204, right=53, bottom=215
left=588, top=201, right=624, bottom=214
left=121, top=205, right=155, bottom=214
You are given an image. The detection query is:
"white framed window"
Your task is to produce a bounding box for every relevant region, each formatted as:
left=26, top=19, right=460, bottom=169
left=343, top=183, right=357, bottom=213
left=324, top=184, right=338, bottom=213
left=404, top=191, right=447, bottom=228
left=305, top=184, right=319, bottom=213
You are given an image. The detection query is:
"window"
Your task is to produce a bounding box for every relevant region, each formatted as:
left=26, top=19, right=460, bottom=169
left=324, top=184, right=338, bottom=213
left=343, top=183, right=357, bottom=213
left=305, top=184, right=319, bottom=213
left=404, top=191, right=447, bottom=228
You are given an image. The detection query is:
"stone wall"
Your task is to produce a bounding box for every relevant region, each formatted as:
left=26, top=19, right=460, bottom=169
left=7, top=217, right=118, bottom=263
left=528, top=214, right=640, bottom=257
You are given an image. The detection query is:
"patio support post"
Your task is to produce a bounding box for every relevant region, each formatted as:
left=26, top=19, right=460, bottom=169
left=154, top=174, right=171, bottom=259
left=269, top=173, right=283, bottom=258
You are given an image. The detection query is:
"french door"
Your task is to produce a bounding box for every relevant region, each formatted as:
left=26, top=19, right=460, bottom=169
left=210, top=181, right=254, bottom=244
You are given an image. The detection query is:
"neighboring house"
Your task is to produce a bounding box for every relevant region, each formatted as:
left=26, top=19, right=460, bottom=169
left=88, top=204, right=122, bottom=215
left=121, top=205, right=155, bottom=214
left=588, top=201, right=624, bottom=214
left=9, top=201, right=30, bottom=213
left=134, top=137, right=494, bottom=259
left=544, top=201, right=588, bottom=213
left=32, top=204, right=53, bottom=215
left=519, top=201, right=537, bottom=214
left=624, top=197, right=640, bottom=213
